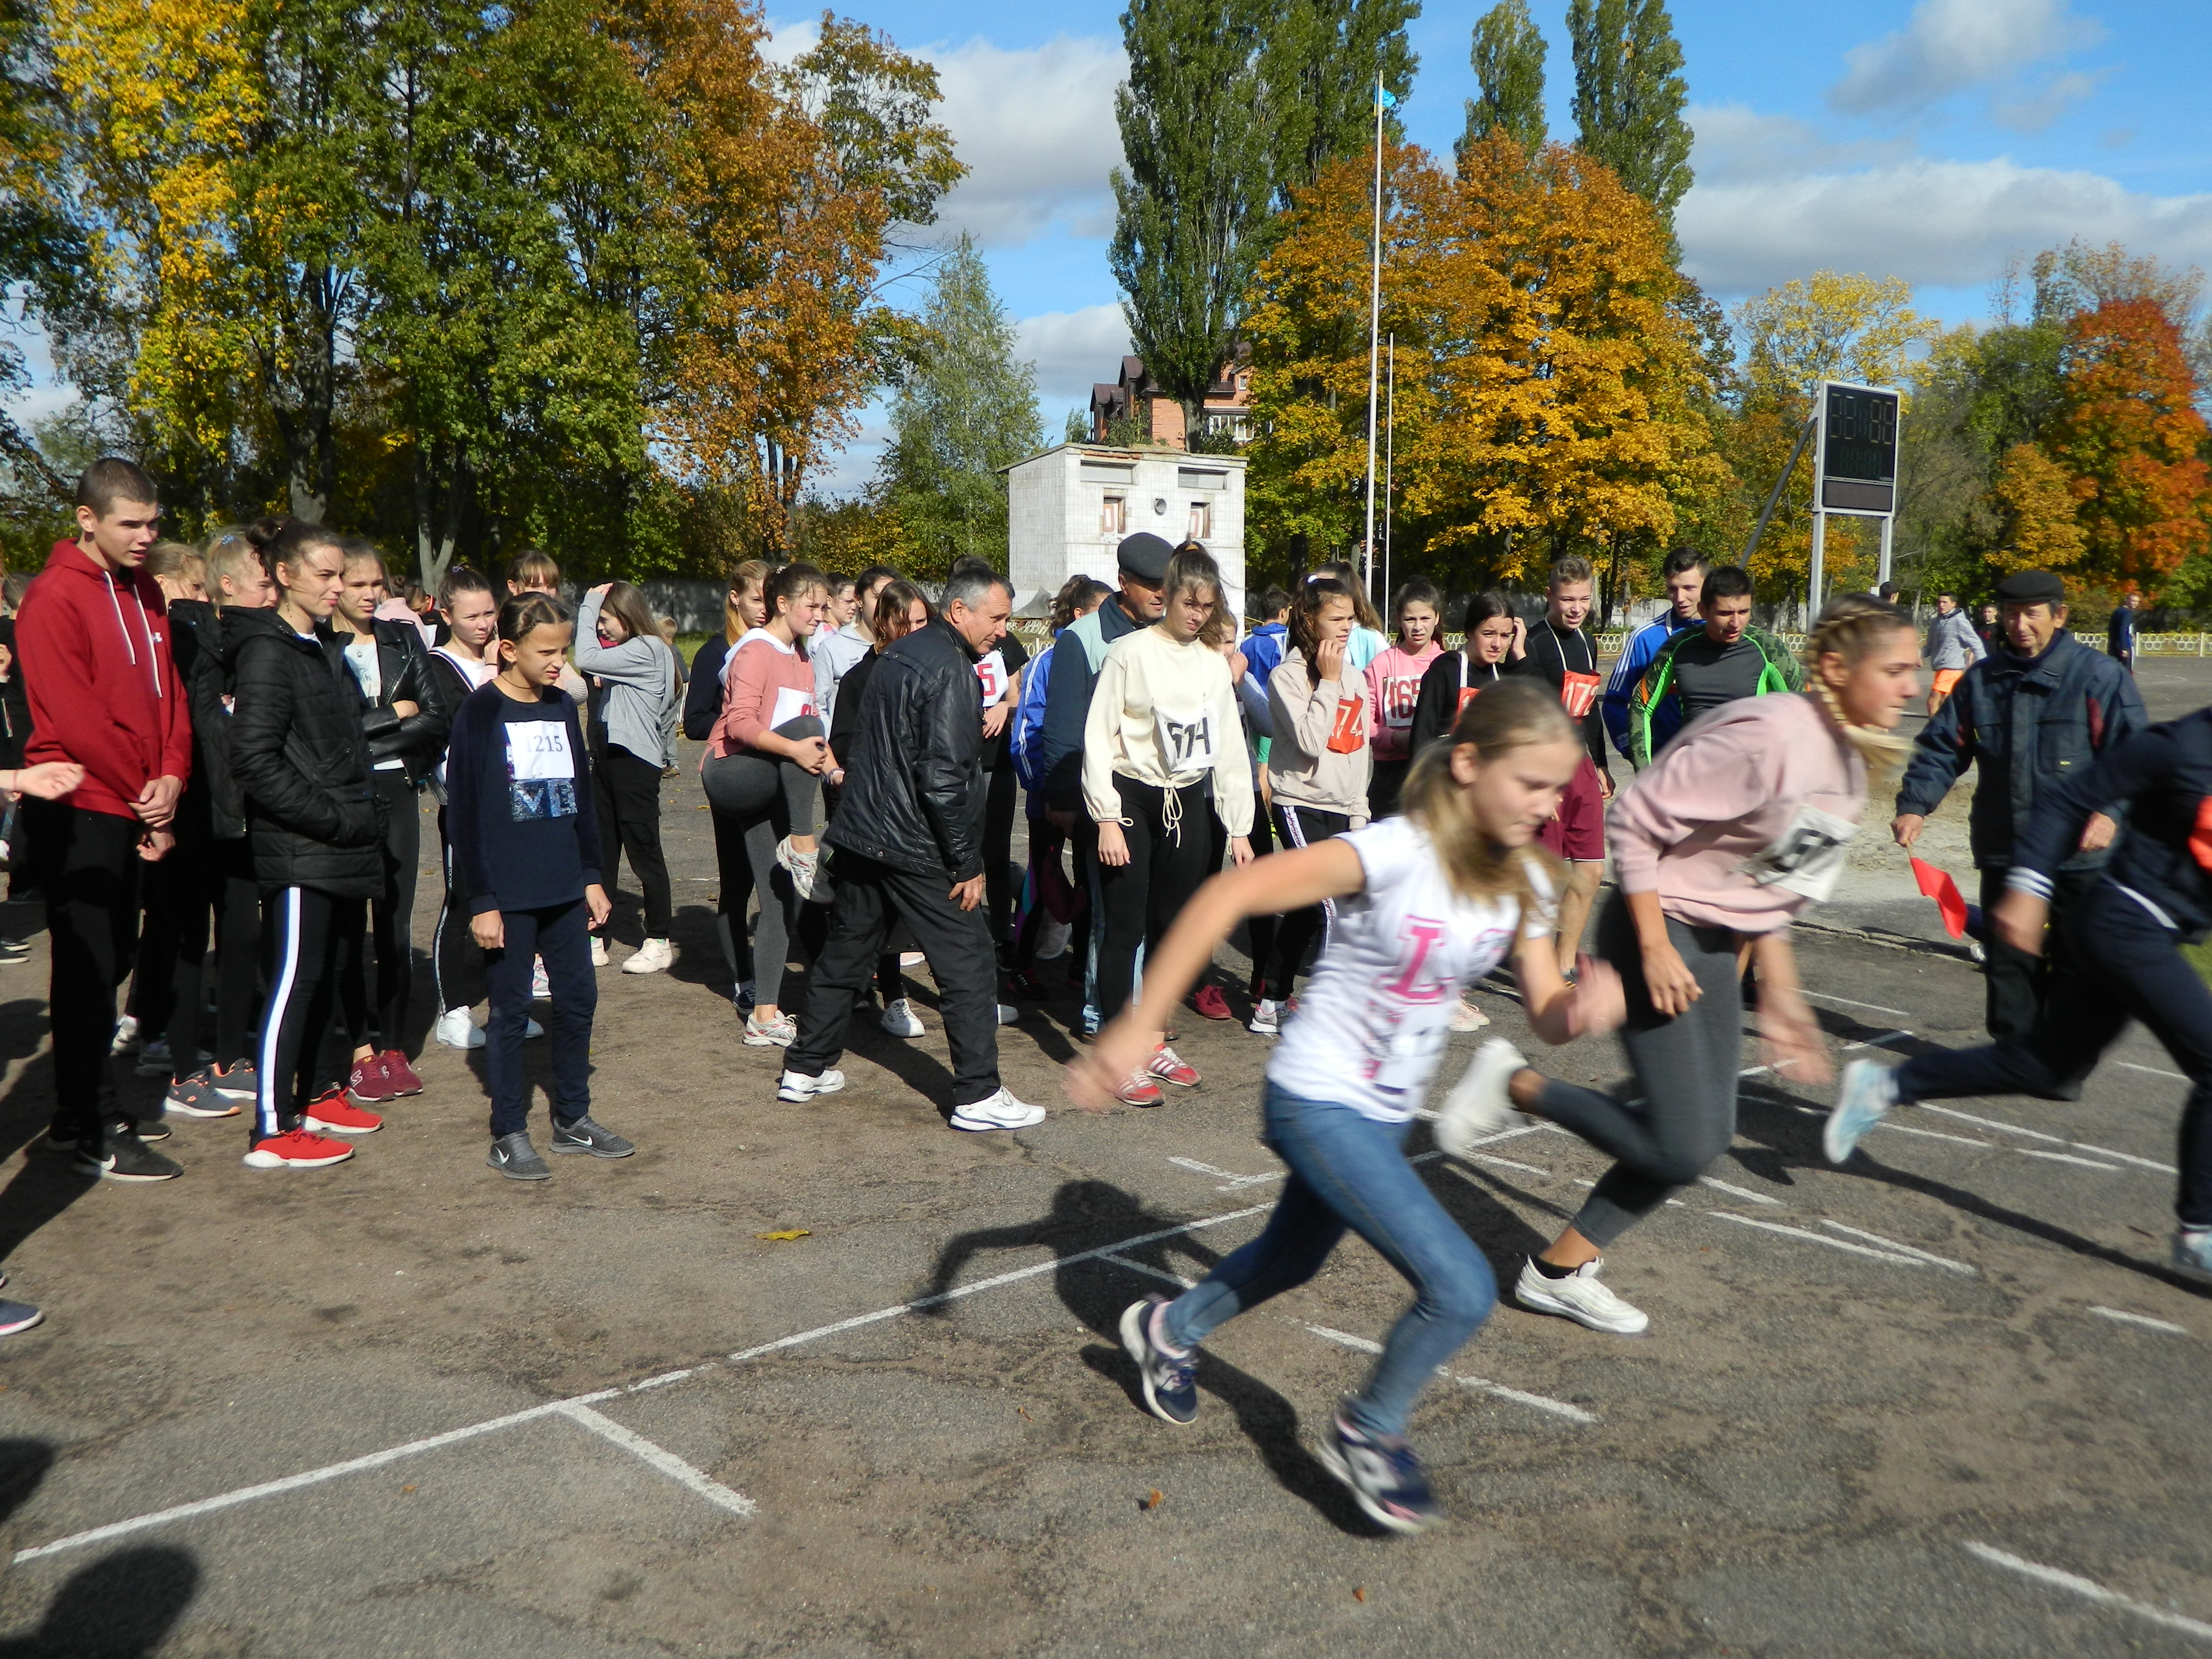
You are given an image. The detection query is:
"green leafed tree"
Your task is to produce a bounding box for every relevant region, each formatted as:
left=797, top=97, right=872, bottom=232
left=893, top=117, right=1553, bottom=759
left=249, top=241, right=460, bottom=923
left=878, top=236, right=1042, bottom=576
left=1262, top=0, right=1420, bottom=206
left=1567, top=0, right=1692, bottom=233
left=1458, top=0, right=1546, bottom=166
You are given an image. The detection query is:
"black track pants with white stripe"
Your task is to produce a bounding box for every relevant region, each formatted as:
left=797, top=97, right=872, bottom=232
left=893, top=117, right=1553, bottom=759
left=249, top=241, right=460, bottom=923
left=256, top=886, right=362, bottom=1142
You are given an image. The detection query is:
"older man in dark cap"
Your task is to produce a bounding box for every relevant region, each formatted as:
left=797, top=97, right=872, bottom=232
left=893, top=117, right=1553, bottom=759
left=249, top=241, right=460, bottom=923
left=1038, top=533, right=1174, bottom=1035
left=1894, top=568, right=2147, bottom=1048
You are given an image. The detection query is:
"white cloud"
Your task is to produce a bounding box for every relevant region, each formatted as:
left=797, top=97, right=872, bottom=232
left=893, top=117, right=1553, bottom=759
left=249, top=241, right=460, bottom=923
left=1678, top=157, right=2212, bottom=297
left=1687, top=102, right=1915, bottom=185
left=1827, top=0, right=2100, bottom=117
left=768, top=19, right=1125, bottom=250
left=1016, top=302, right=1131, bottom=409
left=1991, top=69, right=2105, bottom=133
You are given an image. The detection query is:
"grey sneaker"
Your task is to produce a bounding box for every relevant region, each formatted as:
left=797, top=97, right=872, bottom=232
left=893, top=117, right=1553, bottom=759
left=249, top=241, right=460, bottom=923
left=75, top=1125, right=182, bottom=1183
left=2174, top=1227, right=2212, bottom=1285
left=486, top=1132, right=552, bottom=1181
left=550, top=1116, right=635, bottom=1158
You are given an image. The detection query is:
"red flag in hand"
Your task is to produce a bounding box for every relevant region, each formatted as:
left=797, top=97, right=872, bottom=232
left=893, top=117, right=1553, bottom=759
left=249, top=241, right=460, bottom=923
left=1910, top=857, right=1971, bottom=940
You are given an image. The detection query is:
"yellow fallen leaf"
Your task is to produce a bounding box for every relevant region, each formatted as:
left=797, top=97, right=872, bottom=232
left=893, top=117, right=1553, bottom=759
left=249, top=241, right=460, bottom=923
left=1017, top=1406, right=1031, bottom=1420
left=402, top=1484, right=416, bottom=1495
left=1144, top=1489, right=1164, bottom=1511
left=756, top=1228, right=811, bottom=1242
left=1353, top=1586, right=1367, bottom=1603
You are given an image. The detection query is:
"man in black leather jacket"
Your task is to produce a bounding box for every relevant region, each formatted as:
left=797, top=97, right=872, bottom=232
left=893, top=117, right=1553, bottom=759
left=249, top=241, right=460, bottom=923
left=779, top=567, right=1046, bottom=1133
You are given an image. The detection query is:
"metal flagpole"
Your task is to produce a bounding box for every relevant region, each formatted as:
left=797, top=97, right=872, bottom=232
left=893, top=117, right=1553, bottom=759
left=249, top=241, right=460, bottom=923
left=1382, top=333, right=1395, bottom=604
left=1362, top=77, right=1388, bottom=598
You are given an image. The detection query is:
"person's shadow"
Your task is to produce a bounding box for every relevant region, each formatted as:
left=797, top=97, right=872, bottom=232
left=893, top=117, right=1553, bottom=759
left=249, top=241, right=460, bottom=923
left=0, top=1437, right=199, bottom=1655
left=920, top=1179, right=1378, bottom=1536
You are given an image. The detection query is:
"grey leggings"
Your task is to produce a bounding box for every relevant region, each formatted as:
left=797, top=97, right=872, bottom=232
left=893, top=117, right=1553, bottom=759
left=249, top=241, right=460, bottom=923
left=700, top=716, right=823, bottom=1012
left=1534, top=890, right=1746, bottom=1248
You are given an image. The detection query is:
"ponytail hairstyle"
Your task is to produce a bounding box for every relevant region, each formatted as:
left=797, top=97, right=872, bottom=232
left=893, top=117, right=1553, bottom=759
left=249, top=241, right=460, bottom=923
left=439, top=564, right=493, bottom=612
left=1289, top=575, right=1355, bottom=686
left=1309, top=559, right=1384, bottom=633
left=1400, top=676, right=1575, bottom=905
left=1802, top=592, right=1918, bottom=775
left=1461, top=589, right=1514, bottom=633
left=1390, top=576, right=1442, bottom=633
left=765, top=561, right=828, bottom=659
left=1049, top=573, right=1111, bottom=634
left=725, top=558, right=773, bottom=645
left=1160, top=544, right=1233, bottom=648
left=496, top=591, right=569, bottom=646
left=245, top=515, right=343, bottom=587
left=596, top=580, right=658, bottom=648
left=145, top=541, right=207, bottom=593
left=871, top=578, right=931, bottom=645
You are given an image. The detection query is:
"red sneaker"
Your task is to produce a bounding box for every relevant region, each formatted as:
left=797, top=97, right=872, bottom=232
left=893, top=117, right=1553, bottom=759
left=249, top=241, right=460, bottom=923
left=243, top=1126, right=356, bottom=1169
left=346, top=1054, right=399, bottom=1104
left=1192, top=985, right=1231, bottom=1021
left=1115, top=1071, right=1165, bottom=1107
left=379, top=1050, right=424, bottom=1096
left=1145, top=1045, right=1201, bottom=1088
left=304, top=1087, right=384, bottom=1136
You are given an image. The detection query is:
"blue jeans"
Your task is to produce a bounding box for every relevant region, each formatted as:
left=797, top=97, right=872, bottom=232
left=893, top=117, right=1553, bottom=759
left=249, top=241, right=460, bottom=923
left=1163, top=1082, right=1496, bottom=1439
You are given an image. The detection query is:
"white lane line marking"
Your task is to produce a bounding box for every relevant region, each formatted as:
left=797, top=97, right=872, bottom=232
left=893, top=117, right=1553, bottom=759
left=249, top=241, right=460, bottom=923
left=2014, top=1147, right=2125, bottom=1172
left=726, top=1201, right=1278, bottom=1365
left=1101, top=1251, right=1197, bottom=1290
left=1167, top=1156, right=1285, bottom=1192
left=11, top=1391, right=622, bottom=1564
left=1300, top=1325, right=1597, bottom=1425
left=627, top=1368, right=696, bottom=1393
left=1745, top=1031, right=1914, bottom=1080
left=1963, top=1542, right=2212, bottom=1642
left=1918, top=1102, right=2179, bottom=1174
left=1699, top=1177, right=1782, bottom=1206
left=2088, top=1305, right=2190, bottom=1335
left=1818, top=1220, right=1976, bottom=1275
left=1871, top=1120, right=1991, bottom=1147
left=2116, top=1059, right=2189, bottom=1083
left=1708, top=1212, right=1926, bottom=1267
left=556, top=1403, right=756, bottom=1517
left=1465, top=1151, right=1553, bottom=1178
left=1803, top=990, right=1914, bottom=1018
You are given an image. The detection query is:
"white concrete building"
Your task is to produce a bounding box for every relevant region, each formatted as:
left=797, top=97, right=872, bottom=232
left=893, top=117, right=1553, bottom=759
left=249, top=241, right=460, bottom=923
left=1005, top=443, right=1246, bottom=619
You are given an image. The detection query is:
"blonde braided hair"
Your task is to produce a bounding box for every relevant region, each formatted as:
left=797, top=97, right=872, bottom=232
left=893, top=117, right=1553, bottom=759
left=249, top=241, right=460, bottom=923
left=1803, top=593, right=1916, bottom=775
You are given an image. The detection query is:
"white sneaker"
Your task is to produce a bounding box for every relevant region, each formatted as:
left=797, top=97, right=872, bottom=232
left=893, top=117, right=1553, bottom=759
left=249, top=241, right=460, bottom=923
left=1038, top=917, right=1072, bottom=961
left=900, top=951, right=926, bottom=968
left=622, top=938, right=673, bottom=975
left=530, top=956, right=550, bottom=1000
left=777, top=1068, right=845, bottom=1102
left=995, top=1003, right=1020, bottom=1026
left=434, top=1009, right=485, bottom=1050
left=1448, top=995, right=1490, bottom=1032
left=1433, top=1038, right=1532, bottom=1157
left=775, top=836, right=818, bottom=900
left=111, top=1014, right=139, bottom=1056
left=1514, top=1256, right=1649, bottom=1335
left=744, top=1011, right=797, bottom=1048
left=1248, top=997, right=1282, bottom=1036
left=589, top=937, right=609, bottom=967
left=525, top=1017, right=544, bottom=1039
left=950, top=1088, right=1047, bottom=1132
left=880, top=997, right=925, bottom=1038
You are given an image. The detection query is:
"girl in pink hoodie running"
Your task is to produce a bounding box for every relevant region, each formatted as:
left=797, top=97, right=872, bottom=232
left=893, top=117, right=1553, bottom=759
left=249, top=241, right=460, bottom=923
left=1431, top=593, right=1922, bottom=1337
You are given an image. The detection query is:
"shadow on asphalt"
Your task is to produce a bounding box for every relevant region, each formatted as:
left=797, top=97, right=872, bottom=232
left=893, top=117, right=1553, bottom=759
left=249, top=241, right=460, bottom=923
left=918, top=1179, right=1381, bottom=1537
left=0, top=1437, right=200, bottom=1656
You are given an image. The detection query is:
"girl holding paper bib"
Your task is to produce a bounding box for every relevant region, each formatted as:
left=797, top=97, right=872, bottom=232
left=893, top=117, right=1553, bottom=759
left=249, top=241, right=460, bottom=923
left=1082, top=545, right=1253, bottom=1104
left=1434, top=594, right=1920, bottom=1339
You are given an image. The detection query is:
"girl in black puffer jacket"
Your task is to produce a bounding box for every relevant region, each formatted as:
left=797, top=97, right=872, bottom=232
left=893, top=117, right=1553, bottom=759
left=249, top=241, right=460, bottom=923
left=226, top=518, right=387, bottom=1171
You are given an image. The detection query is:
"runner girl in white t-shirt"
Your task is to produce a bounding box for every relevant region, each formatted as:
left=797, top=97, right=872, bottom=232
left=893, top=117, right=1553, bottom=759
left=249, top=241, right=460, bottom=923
left=1069, top=678, right=1624, bottom=1533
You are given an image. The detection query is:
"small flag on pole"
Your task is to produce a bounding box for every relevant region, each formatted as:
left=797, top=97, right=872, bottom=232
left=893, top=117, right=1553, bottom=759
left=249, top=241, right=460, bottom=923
left=1910, top=857, right=1970, bottom=940
left=1376, top=85, right=1397, bottom=110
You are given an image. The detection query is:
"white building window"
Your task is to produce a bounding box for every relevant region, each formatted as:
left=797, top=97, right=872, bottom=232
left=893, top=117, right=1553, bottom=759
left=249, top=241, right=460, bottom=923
left=1187, top=499, right=1213, bottom=539
left=1101, top=494, right=1128, bottom=535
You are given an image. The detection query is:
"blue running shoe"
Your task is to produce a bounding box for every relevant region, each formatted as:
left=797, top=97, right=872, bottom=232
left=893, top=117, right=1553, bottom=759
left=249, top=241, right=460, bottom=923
left=2174, top=1228, right=2212, bottom=1285
left=1314, top=1408, right=1439, bottom=1535
left=1823, top=1059, right=1898, bottom=1164
left=1118, top=1296, right=1198, bottom=1426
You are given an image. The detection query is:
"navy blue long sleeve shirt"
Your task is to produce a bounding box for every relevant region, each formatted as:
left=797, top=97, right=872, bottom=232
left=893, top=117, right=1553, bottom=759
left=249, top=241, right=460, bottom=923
left=446, top=680, right=604, bottom=916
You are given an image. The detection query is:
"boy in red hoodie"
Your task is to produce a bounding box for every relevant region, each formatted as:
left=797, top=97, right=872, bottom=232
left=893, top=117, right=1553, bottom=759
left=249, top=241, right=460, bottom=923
left=18, top=457, right=193, bottom=1182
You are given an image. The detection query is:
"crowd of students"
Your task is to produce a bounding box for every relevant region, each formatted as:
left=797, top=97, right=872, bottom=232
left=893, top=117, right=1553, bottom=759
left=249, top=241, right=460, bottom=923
left=4, top=456, right=2203, bottom=1545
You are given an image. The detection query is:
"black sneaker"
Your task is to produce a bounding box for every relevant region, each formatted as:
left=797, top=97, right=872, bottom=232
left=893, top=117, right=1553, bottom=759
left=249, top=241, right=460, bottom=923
left=549, top=1115, right=635, bottom=1158
left=1118, top=1296, right=1199, bottom=1426
left=1314, top=1408, right=1440, bottom=1535
left=486, top=1132, right=551, bottom=1181
left=75, top=1126, right=183, bottom=1183
left=0, top=938, right=30, bottom=965
left=129, top=1116, right=173, bottom=1143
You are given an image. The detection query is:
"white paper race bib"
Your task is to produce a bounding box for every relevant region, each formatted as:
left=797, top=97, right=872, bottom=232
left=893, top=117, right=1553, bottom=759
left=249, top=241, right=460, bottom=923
left=1153, top=706, right=1219, bottom=776
left=769, top=685, right=816, bottom=729
left=1740, top=804, right=1857, bottom=901
left=505, top=721, right=575, bottom=780
left=974, top=649, right=1009, bottom=703
left=1379, top=672, right=1421, bottom=729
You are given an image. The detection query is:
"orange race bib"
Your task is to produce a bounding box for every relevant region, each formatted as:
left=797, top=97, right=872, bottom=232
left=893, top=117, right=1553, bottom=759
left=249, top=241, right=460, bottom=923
left=1456, top=684, right=1482, bottom=715
left=1327, top=695, right=1366, bottom=754
left=1558, top=669, right=1601, bottom=719
left=2192, top=796, right=2212, bottom=872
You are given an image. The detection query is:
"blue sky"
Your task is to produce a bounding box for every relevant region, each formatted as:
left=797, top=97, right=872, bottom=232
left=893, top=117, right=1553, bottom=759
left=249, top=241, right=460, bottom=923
left=772, top=0, right=2212, bottom=490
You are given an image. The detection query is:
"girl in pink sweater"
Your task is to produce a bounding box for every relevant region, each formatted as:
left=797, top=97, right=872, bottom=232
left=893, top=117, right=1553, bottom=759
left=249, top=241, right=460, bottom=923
left=1432, top=594, right=1921, bottom=1337
left=1364, top=578, right=1443, bottom=818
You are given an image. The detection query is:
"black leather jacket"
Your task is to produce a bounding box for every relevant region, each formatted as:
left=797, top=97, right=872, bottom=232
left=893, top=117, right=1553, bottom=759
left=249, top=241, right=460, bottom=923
left=226, top=607, right=383, bottom=896
left=324, top=618, right=452, bottom=785
left=826, top=616, right=986, bottom=882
